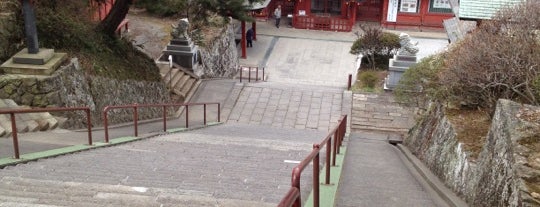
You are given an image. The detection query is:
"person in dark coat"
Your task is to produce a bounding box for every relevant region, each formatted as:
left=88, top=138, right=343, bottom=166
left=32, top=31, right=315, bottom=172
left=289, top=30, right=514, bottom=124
left=246, top=28, right=254, bottom=47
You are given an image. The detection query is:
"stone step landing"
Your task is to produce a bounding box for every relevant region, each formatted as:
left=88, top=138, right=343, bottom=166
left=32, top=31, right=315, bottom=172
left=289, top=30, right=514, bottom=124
left=351, top=93, right=415, bottom=133
left=157, top=62, right=201, bottom=115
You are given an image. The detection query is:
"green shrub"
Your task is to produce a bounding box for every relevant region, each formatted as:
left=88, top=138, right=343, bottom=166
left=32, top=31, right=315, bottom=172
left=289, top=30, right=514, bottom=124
left=350, top=25, right=400, bottom=70
left=393, top=54, right=445, bottom=108
left=134, top=0, right=187, bottom=17
left=380, top=32, right=400, bottom=56
left=533, top=76, right=540, bottom=102
left=359, top=70, right=379, bottom=89
left=359, top=54, right=392, bottom=70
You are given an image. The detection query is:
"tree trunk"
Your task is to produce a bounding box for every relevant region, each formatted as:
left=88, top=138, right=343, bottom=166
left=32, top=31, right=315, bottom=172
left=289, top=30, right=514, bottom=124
left=96, top=0, right=133, bottom=37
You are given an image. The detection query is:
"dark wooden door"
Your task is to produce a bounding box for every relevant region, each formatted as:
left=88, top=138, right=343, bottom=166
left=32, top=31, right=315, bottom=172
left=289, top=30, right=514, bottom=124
left=356, top=0, right=383, bottom=22
left=283, top=0, right=295, bottom=16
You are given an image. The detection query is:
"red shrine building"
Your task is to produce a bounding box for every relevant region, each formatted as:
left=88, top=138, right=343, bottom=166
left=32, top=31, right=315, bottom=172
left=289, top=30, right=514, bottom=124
left=258, top=0, right=454, bottom=31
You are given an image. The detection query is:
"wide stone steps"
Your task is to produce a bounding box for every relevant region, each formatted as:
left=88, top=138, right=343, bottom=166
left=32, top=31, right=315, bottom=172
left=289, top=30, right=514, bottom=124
left=0, top=177, right=228, bottom=207
left=0, top=99, right=60, bottom=138
left=350, top=93, right=415, bottom=133
left=159, top=64, right=200, bottom=104
left=0, top=123, right=324, bottom=206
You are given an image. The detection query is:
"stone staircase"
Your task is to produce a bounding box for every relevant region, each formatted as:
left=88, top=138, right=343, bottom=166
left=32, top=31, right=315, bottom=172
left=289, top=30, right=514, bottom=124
left=0, top=99, right=59, bottom=138
left=0, top=123, right=324, bottom=206
left=0, top=176, right=274, bottom=207
left=351, top=92, right=415, bottom=133
left=158, top=63, right=201, bottom=104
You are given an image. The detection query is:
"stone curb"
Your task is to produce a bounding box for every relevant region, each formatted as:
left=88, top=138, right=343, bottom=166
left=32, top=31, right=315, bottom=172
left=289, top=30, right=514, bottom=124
left=395, top=144, right=469, bottom=207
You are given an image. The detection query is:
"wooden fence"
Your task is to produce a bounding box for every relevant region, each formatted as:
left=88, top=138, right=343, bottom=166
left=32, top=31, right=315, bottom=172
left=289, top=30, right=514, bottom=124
left=293, top=15, right=352, bottom=32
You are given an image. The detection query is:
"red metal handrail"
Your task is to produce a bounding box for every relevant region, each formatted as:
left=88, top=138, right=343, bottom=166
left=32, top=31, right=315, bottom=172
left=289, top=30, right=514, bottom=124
left=277, top=115, right=347, bottom=207
left=278, top=187, right=301, bottom=207
left=102, top=102, right=221, bottom=142
left=239, top=66, right=265, bottom=83
left=0, top=107, right=92, bottom=159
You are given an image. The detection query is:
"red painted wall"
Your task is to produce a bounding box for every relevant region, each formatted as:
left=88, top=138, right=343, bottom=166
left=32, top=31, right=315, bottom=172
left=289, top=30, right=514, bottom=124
left=381, top=0, right=452, bottom=28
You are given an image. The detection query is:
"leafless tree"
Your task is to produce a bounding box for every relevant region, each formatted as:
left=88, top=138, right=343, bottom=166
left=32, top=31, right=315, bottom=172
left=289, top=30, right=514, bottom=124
left=439, top=1, right=540, bottom=110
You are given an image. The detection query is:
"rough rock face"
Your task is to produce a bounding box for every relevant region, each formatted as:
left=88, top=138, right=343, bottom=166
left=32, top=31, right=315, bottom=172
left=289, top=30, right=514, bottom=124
left=404, top=103, right=476, bottom=199
left=89, top=70, right=171, bottom=126
left=473, top=100, right=540, bottom=206
left=405, top=100, right=540, bottom=206
left=196, top=23, right=239, bottom=78
left=0, top=0, right=23, bottom=62
left=0, top=59, right=170, bottom=128
left=0, top=59, right=94, bottom=109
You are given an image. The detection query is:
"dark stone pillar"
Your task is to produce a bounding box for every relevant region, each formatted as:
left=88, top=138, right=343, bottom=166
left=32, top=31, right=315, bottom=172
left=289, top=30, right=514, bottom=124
left=21, top=0, right=39, bottom=54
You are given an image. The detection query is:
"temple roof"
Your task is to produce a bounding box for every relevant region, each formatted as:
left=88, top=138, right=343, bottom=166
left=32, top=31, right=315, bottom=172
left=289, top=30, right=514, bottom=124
left=459, top=0, right=523, bottom=19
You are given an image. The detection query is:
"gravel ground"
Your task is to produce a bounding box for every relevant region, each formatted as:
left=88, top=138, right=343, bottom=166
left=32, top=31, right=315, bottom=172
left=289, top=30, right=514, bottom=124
left=125, top=9, right=177, bottom=60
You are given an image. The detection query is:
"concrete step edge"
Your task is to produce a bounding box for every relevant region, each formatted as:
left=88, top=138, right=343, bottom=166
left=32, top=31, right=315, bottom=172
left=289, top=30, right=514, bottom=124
left=174, top=74, right=190, bottom=91
left=174, top=79, right=202, bottom=117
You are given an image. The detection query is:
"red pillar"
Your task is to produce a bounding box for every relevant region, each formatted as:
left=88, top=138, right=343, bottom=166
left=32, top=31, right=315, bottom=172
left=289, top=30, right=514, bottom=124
left=342, top=1, right=348, bottom=19
left=241, top=21, right=246, bottom=59
left=352, top=2, right=358, bottom=26
left=382, top=0, right=389, bottom=28
left=252, top=21, right=257, bottom=41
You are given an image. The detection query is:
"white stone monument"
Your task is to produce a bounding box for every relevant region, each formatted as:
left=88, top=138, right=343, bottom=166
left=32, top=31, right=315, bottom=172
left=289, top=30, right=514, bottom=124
left=384, top=33, right=418, bottom=90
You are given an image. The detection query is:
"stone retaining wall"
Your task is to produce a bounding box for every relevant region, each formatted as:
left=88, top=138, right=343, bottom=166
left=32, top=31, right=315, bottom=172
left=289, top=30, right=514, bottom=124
left=0, top=59, right=170, bottom=129
left=405, top=100, right=540, bottom=206
left=196, top=23, right=239, bottom=78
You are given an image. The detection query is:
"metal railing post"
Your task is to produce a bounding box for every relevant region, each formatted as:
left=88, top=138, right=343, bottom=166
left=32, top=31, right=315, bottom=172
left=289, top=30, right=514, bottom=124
left=185, top=105, right=189, bottom=128
left=240, top=67, right=243, bottom=82
left=203, top=104, right=207, bottom=125
left=86, top=109, right=92, bottom=145
left=163, top=106, right=167, bottom=132
left=313, top=144, right=320, bottom=207
left=326, top=138, right=331, bottom=184
left=256, top=67, right=259, bottom=81
left=217, top=103, right=221, bottom=122
left=10, top=113, right=20, bottom=159
left=262, top=67, right=265, bottom=81
left=248, top=67, right=251, bottom=82
left=133, top=103, right=138, bottom=137
left=103, top=109, right=109, bottom=143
